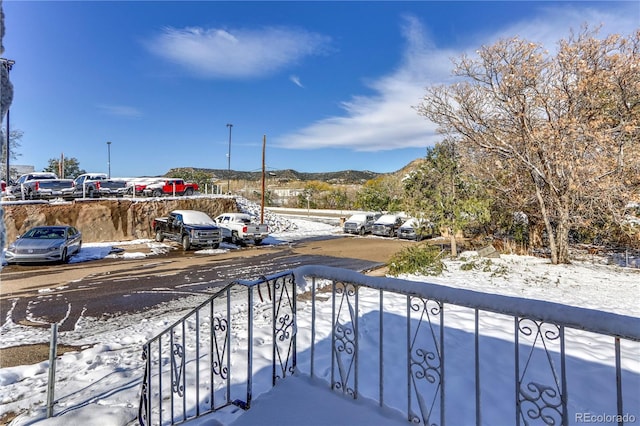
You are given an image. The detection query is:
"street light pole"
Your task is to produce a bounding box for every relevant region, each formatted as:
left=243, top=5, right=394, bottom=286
left=107, top=141, right=112, bottom=179
left=226, top=123, right=233, bottom=193
left=1, top=58, right=15, bottom=183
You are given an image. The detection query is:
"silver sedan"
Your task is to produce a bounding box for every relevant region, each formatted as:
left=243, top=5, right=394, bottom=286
left=4, top=225, right=82, bottom=264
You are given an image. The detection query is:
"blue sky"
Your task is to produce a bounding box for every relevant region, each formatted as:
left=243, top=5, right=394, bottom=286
left=2, top=1, right=638, bottom=178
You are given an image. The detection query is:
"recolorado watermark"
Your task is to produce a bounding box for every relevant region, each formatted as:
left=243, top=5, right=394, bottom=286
left=576, top=412, right=637, bottom=423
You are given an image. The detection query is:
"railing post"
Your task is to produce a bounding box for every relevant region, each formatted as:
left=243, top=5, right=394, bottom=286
left=475, top=309, right=481, bottom=426
left=226, top=287, right=232, bottom=403
left=46, top=323, right=58, bottom=418
left=247, top=285, right=254, bottom=407
left=379, top=289, right=384, bottom=407
left=440, top=301, right=445, bottom=426
left=195, top=309, right=200, bottom=417
left=615, top=337, right=623, bottom=426
left=311, top=277, right=317, bottom=378
left=406, top=294, right=411, bottom=422
left=515, top=317, right=521, bottom=426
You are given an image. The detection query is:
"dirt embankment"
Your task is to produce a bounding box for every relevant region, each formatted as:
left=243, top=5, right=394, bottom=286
left=1, top=197, right=238, bottom=244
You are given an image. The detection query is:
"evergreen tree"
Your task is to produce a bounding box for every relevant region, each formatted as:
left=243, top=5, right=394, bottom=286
left=43, top=157, right=86, bottom=179
left=403, top=140, right=490, bottom=257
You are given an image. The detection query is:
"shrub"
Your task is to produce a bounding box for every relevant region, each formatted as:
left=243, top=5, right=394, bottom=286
left=387, top=244, right=447, bottom=276
left=460, top=258, right=509, bottom=277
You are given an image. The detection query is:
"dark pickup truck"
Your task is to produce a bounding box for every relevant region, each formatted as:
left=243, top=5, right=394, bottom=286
left=152, top=209, right=223, bottom=250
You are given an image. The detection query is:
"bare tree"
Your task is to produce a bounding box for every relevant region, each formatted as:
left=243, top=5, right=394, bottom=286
left=417, top=27, right=640, bottom=264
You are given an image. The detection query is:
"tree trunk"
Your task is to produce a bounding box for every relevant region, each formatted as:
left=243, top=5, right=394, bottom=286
left=555, top=198, right=571, bottom=264
left=449, top=227, right=458, bottom=257
left=528, top=221, right=544, bottom=249
left=534, top=181, right=559, bottom=264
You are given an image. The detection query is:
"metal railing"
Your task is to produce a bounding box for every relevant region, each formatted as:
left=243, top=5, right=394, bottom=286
left=138, top=265, right=640, bottom=425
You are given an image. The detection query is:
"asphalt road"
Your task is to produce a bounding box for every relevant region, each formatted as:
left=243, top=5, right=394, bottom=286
left=0, top=235, right=412, bottom=332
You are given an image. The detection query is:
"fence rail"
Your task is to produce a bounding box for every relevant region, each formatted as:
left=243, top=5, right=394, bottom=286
left=138, top=265, right=640, bottom=425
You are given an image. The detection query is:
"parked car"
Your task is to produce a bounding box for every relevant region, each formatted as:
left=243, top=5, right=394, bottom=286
left=8, top=172, right=74, bottom=200
left=4, top=225, right=82, bottom=264
left=125, top=178, right=165, bottom=196
left=152, top=210, right=222, bottom=250
left=214, top=212, right=269, bottom=245
left=62, top=173, right=128, bottom=199
left=371, top=213, right=406, bottom=237
left=343, top=212, right=380, bottom=235
left=397, top=218, right=434, bottom=241
left=143, top=179, right=198, bottom=197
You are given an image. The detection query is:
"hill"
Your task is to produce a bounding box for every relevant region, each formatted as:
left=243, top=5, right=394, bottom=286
left=166, top=168, right=385, bottom=185
left=166, top=160, right=427, bottom=185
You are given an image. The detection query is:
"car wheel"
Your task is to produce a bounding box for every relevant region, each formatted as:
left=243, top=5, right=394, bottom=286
left=359, top=227, right=365, bottom=236
left=254, top=238, right=263, bottom=245
left=231, top=232, right=240, bottom=245
left=61, top=248, right=68, bottom=263
left=153, top=189, right=162, bottom=197
left=155, top=230, right=164, bottom=242
left=184, top=188, right=194, bottom=196
left=182, top=235, right=191, bottom=250
left=212, top=243, right=220, bottom=249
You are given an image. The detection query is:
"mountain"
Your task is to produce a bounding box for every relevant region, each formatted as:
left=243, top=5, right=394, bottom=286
left=166, top=158, right=428, bottom=185
left=165, top=168, right=385, bottom=185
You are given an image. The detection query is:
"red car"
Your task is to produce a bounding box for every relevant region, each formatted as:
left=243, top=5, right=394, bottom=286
left=143, top=179, right=199, bottom=197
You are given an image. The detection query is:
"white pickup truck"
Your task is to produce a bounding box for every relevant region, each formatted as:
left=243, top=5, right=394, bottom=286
left=214, top=213, right=269, bottom=245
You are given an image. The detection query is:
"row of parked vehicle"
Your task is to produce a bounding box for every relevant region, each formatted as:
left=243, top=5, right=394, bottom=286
left=3, top=209, right=270, bottom=265
left=343, top=212, right=435, bottom=241
left=152, top=210, right=270, bottom=250
left=0, top=172, right=200, bottom=200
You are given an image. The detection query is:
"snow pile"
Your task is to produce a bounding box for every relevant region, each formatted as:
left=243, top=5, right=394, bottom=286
left=235, top=197, right=299, bottom=233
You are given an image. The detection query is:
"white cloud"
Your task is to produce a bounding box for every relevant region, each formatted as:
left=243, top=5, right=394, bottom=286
left=290, top=75, right=304, bottom=88
left=274, top=3, right=638, bottom=153
left=97, top=104, right=142, bottom=118
left=146, top=26, right=331, bottom=79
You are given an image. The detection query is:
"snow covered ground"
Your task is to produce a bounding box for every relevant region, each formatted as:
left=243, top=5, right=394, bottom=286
left=1, top=215, right=639, bottom=425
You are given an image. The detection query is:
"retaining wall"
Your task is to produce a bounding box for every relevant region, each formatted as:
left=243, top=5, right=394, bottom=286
left=1, top=196, right=237, bottom=245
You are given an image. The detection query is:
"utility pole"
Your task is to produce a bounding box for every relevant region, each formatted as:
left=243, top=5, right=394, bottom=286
left=261, top=135, right=266, bottom=224
left=226, top=123, right=233, bottom=194
left=1, top=58, right=15, bottom=183
left=107, top=141, right=112, bottom=178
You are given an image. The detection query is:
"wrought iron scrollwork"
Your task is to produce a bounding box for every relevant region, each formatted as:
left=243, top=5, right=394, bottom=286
left=212, top=316, right=229, bottom=379
left=138, top=345, right=149, bottom=425
left=408, top=296, right=443, bottom=426
left=517, top=318, right=564, bottom=426
left=171, top=342, right=185, bottom=396
left=274, top=275, right=296, bottom=378
left=332, top=281, right=358, bottom=397
left=519, top=381, right=562, bottom=425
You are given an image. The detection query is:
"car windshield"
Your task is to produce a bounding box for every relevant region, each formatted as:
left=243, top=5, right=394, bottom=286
left=181, top=211, right=215, bottom=225
left=23, top=228, right=65, bottom=239
left=401, top=219, right=418, bottom=228
left=376, top=215, right=398, bottom=224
